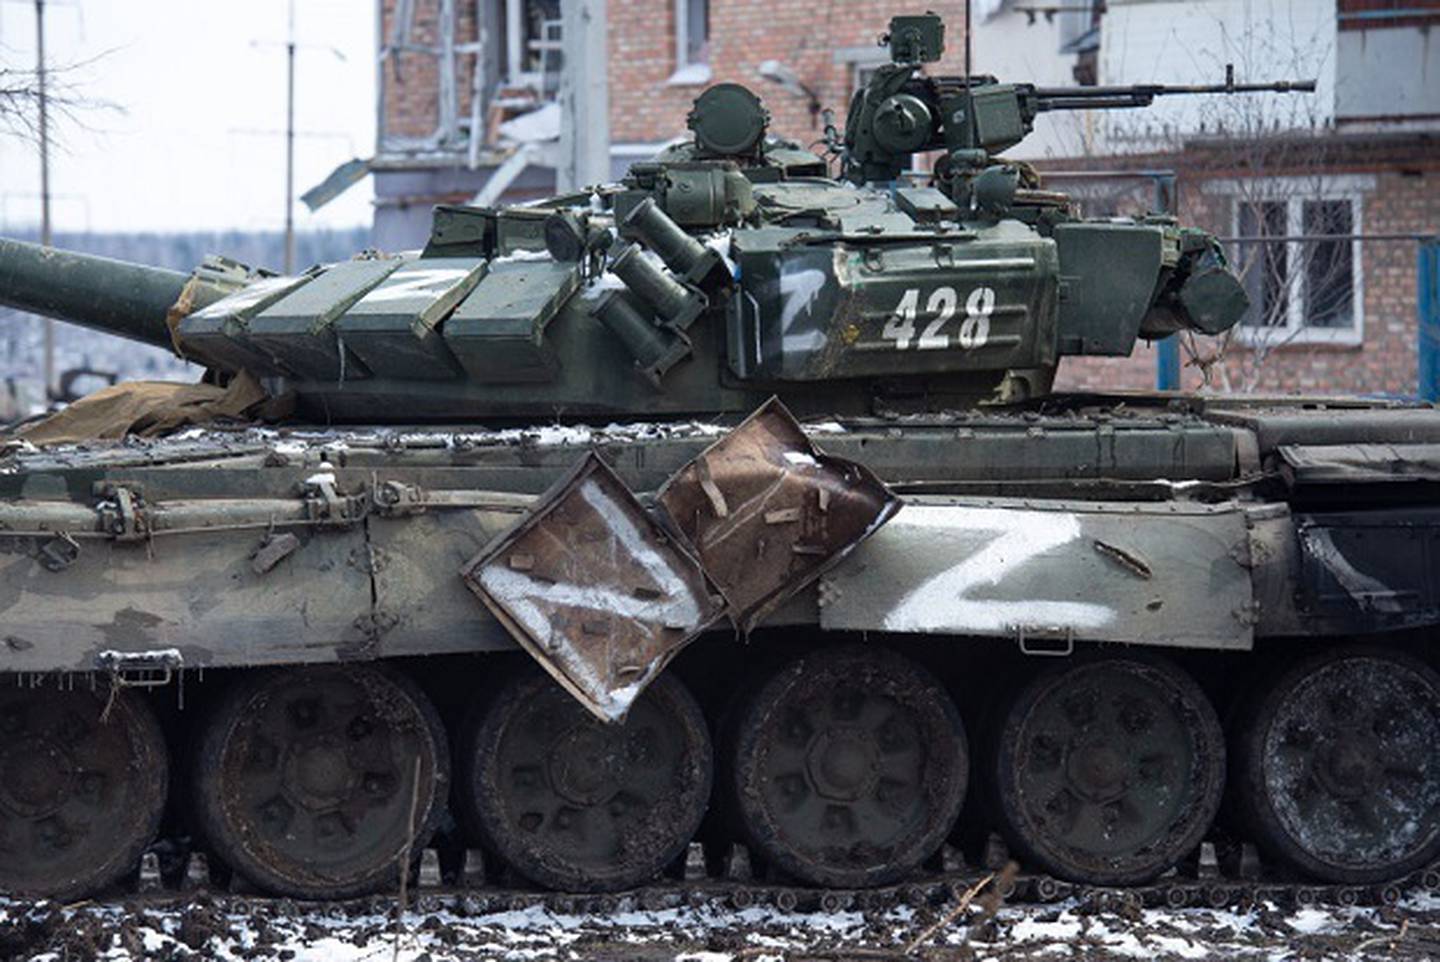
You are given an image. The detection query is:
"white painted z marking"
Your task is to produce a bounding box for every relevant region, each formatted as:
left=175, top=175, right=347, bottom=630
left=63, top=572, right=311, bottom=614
left=363, top=268, right=472, bottom=304
left=779, top=267, right=828, bottom=352
left=884, top=506, right=1114, bottom=633
left=476, top=479, right=705, bottom=649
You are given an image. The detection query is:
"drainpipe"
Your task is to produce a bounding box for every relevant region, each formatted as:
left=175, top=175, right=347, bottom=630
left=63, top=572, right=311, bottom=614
left=1421, top=237, right=1439, bottom=403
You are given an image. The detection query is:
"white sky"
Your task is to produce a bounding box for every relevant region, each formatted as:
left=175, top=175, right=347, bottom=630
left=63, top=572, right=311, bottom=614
left=0, top=0, right=376, bottom=233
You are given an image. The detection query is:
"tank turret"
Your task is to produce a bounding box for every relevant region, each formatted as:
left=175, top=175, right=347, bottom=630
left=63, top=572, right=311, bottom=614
left=842, top=13, right=1315, bottom=185
left=0, top=13, right=1311, bottom=425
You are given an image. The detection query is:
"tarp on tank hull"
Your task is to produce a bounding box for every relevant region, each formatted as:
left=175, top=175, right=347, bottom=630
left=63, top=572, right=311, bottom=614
left=16, top=372, right=282, bottom=446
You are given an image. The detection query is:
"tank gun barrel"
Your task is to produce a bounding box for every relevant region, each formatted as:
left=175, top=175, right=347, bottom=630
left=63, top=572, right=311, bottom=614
left=0, top=237, right=216, bottom=350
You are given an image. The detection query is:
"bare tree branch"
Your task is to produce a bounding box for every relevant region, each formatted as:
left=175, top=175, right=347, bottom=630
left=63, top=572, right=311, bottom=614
left=0, top=52, right=122, bottom=149
left=1046, top=13, right=1352, bottom=395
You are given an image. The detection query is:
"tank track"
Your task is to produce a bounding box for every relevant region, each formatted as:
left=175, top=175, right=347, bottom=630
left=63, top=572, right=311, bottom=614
left=90, top=843, right=1440, bottom=915
left=9, top=650, right=1440, bottom=910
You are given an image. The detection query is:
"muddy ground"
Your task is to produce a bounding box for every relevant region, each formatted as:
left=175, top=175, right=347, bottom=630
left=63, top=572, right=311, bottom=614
left=4, top=890, right=1439, bottom=962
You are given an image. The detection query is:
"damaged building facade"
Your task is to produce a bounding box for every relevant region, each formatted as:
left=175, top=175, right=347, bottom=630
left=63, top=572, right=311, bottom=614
left=372, top=0, right=974, bottom=247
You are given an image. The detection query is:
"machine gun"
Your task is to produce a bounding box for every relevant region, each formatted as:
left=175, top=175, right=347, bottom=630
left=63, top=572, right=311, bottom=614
left=843, top=13, right=1317, bottom=185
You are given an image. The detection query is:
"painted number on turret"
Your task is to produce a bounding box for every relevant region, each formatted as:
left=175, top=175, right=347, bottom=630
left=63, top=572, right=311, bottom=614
left=882, top=286, right=994, bottom=351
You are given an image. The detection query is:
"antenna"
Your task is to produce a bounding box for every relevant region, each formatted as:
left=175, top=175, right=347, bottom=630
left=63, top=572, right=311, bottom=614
left=252, top=0, right=347, bottom=273
left=965, top=0, right=978, bottom=153
left=965, top=0, right=973, bottom=80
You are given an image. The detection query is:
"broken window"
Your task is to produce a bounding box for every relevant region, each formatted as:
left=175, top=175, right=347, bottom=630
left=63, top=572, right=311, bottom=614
left=378, top=0, right=558, bottom=157
left=503, top=0, right=562, bottom=93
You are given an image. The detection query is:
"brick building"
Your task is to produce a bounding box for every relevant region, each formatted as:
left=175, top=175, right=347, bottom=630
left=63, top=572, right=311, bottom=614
left=1047, top=140, right=1440, bottom=397
left=605, top=1, right=972, bottom=147
left=985, top=0, right=1440, bottom=397
left=373, top=0, right=1440, bottom=398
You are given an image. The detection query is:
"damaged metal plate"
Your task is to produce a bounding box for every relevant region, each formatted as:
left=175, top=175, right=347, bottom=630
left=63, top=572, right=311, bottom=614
left=461, top=453, right=723, bottom=722
left=656, top=397, right=901, bottom=630
left=1277, top=443, right=1440, bottom=485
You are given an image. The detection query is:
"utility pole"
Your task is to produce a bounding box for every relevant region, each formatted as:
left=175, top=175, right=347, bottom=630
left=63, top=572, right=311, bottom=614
left=557, top=0, right=610, bottom=193
left=35, top=0, right=53, bottom=399
left=254, top=0, right=344, bottom=273
left=284, top=0, right=296, bottom=273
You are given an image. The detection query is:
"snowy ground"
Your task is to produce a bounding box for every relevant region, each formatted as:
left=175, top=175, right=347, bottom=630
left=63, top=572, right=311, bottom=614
left=3, top=892, right=1438, bottom=961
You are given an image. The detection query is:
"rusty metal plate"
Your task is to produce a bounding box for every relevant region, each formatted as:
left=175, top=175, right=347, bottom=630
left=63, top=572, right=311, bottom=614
left=656, top=397, right=901, bottom=630
left=462, top=453, right=723, bottom=722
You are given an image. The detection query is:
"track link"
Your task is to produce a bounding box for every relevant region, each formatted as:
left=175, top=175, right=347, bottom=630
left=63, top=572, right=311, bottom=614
left=80, top=842, right=1440, bottom=916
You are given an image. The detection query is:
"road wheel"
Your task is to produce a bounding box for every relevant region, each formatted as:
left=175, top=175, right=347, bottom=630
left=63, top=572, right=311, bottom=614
left=1235, top=646, right=1440, bottom=884
left=461, top=669, right=712, bottom=892
left=0, top=686, right=167, bottom=900
left=193, top=665, right=449, bottom=899
left=993, top=653, right=1224, bottom=886
left=729, top=646, right=968, bottom=888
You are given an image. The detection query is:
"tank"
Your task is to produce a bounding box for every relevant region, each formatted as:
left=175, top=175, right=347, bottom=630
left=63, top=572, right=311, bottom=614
left=2, top=12, right=1439, bottom=908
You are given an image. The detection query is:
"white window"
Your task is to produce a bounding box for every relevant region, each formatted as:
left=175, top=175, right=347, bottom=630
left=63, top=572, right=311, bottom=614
left=671, top=0, right=711, bottom=85
left=1210, top=177, right=1370, bottom=346
left=505, top=0, right=562, bottom=93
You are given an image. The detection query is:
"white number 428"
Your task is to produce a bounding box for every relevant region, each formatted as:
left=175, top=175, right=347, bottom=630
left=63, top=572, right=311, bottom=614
left=882, top=286, right=995, bottom=351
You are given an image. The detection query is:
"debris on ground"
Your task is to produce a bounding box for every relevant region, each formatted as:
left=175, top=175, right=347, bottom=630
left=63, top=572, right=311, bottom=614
left=3, top=892, right=1438, bottom=961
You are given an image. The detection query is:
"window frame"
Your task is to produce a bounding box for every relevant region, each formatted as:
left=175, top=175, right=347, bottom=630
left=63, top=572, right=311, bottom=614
left=833, top=44, right=890, bottom=104
left=503, top=0, right=562, bottom=93
left=1207, top=175, right=1371, bottom=347
left=852, top=62, right=881, bottom=101
left=670, top=0, right=712, bottom=85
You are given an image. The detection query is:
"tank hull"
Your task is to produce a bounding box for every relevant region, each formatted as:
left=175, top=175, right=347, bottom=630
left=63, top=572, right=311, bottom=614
left=3, top=395, right=1439, bottom=902
left=0, top=22, right=1376, bottom=903
left=5, top=396, right=1436, bottom=668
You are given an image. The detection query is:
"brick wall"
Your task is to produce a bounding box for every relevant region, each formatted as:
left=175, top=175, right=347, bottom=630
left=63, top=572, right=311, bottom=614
left=380, top=0, right=480, bottom=141
left=609, top=0, right=971, bottom=145
left=379, top=0, right=971, bottom=148
left=1056, top=167, right=1439, bottom=397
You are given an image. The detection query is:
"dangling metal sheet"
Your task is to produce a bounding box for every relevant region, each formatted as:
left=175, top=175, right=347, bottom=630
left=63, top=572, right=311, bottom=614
left=656, top=397, right=901, bottom=630
left=461, top=453, right=724, bottom=722
left=463, top=399, right=901, bottom=720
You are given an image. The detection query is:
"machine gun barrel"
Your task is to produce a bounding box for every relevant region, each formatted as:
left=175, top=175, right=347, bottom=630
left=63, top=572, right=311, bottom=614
left=1030, top=77, right=1317, bottom=113
left=0, top=237, right=221, bottom=350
